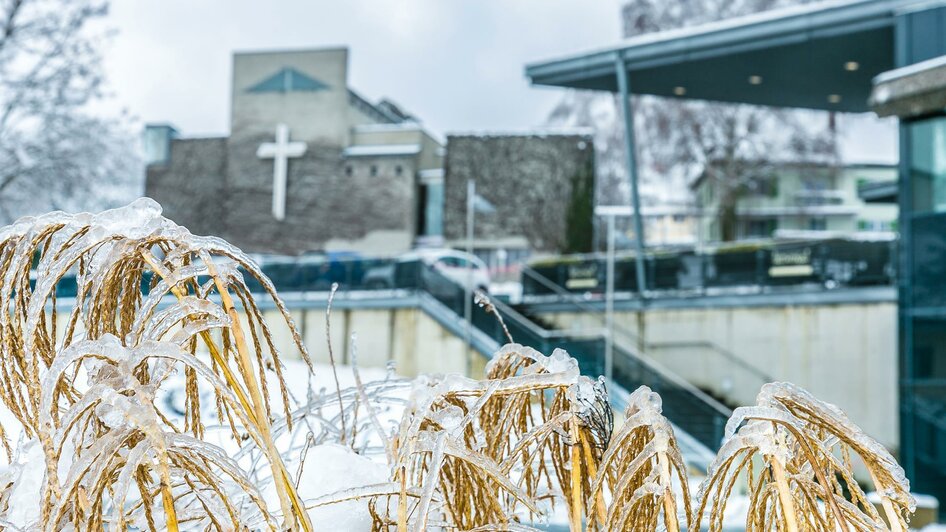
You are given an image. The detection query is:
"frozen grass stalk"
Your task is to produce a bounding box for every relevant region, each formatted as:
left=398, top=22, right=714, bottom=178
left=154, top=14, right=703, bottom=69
left=0, top=201, right=918, bottom=531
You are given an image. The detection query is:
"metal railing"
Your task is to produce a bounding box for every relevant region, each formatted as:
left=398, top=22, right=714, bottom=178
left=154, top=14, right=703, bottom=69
left=418, top=264, right=731, bottom=449
left=522, top=265, right=774, bottom=397
left=49, top=258, right=734, bottom=449
left=523, top=236, right=897, bottom=299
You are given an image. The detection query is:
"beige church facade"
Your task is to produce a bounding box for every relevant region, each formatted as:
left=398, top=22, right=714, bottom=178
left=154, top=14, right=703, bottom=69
left=145, top=47, right=596, bottom=259
left=145, top=48, right=445, bottom=255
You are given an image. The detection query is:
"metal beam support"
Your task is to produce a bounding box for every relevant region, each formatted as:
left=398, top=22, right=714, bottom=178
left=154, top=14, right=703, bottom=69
left=613, top=54, right=648, bottom=298
left=605, top=213, right=616, bottom=382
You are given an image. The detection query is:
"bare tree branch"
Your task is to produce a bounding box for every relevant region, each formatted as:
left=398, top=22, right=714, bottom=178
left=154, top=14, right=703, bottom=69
left=0, top=0, right=136, bottom=223
left=548, top=0, right=838, bottom=243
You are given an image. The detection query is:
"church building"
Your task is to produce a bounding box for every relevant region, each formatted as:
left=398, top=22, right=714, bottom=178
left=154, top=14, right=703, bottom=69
left=145, top=48, right=445, bottom=255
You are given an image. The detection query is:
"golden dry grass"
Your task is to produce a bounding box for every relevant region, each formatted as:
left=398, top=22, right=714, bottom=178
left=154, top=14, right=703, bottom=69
left=0, top=201, right=917, bottom=531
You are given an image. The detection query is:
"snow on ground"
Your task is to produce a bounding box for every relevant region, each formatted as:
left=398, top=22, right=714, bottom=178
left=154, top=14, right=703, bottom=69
left=2, top=357, right=941, bottom=530
left=298, top=443, right=389, bottom=529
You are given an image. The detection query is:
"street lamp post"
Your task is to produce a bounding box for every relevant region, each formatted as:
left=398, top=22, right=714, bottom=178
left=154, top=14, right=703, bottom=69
left=465, top=180, right=475, bottom=374
left=595, top=205, right=633, bottom=383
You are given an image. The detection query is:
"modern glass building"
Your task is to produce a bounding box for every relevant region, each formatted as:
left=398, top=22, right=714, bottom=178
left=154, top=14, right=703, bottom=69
left=526, top=0, right=946, bottom=506
left=874, top=51, right=946, bottom=505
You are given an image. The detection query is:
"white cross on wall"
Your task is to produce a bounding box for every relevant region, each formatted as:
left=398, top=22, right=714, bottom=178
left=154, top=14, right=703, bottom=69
left=256, top=123, right=307, bottom=221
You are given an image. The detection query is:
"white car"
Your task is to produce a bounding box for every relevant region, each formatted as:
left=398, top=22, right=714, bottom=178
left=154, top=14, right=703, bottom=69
left=363, top=249, right=490, bottom=292
left=417, top=249, right=491, bottom=292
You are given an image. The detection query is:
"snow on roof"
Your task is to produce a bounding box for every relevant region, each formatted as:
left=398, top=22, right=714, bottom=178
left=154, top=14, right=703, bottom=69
left=447, top=126, right=595, bottom=138
left=353, top=121, right=445, bottom=146
left=352, top=122, right=423, bottom=133
left=418, top=168, right=444, bottom=179
left=737, top=205, right=860, bottom=216
left=527, top=0, right=873, bottom=69
left=873, top=53, right=946, bottom=85
left=343, top=144, right=421, bottom=157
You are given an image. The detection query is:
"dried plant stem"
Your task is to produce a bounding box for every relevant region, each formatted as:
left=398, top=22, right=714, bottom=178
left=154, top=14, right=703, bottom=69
left=141, top=250, right=310, bottom=531
left=777, top=420, right=848, bottom=527
left=397, top=464, right=409, bottom=532
left=325, top=284, right=347, bottom=443
left=205, top=258, right=312, bottom=532
left=580, top=436, right=606, bottom=527
left=869, top=468, right=904, bottom=532
left=657, top=451, right=679, bottom=532
left=159, top=466, right=180, bottom=532
left=771, top=459, right=798, bottom=532
left=568, top=418, right=583, bottom=532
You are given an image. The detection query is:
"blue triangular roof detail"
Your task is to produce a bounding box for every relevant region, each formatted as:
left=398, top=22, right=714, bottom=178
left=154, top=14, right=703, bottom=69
left=247, top=67, right=330, bottom=93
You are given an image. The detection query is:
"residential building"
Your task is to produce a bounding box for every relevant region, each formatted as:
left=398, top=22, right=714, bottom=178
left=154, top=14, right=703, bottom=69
left=691, top=162, right=898, bottom=241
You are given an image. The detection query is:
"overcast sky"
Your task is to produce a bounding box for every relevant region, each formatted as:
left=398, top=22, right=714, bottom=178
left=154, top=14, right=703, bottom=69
left=103, top=0, right=623, bottom=138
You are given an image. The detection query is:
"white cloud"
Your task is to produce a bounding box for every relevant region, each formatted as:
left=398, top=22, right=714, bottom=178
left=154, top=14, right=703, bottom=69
left=100, top=0, right=622, bottom=138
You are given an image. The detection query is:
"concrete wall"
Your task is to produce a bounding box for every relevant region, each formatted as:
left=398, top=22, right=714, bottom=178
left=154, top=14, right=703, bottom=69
left=290, top=305, right=469, bottom=376
left=52, top=301, right=477, bottom=381
left=539, top=299, right=899, bottom=451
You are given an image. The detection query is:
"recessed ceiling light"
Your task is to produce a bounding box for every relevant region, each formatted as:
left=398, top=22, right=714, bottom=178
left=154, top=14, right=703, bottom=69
left=749, top=75, right=763, bottom=85
left=828, top=94, right=842, bottom=103
left=844, top=61, right=860, bottom=71
left=673, top=86, right=687, bottom=96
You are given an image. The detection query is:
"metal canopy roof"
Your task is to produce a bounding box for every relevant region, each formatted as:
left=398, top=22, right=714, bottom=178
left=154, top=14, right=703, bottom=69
left=525, top=0, right=936, bottom=112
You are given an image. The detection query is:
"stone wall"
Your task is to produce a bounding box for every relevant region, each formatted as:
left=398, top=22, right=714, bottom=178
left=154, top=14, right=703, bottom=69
left=222, top=134, right=416, bottom=255
left=145, top=137, right=228, bottom=238
left=443, top=133, right=595, bottom=253
left=149, top=135, right=417, bottom=255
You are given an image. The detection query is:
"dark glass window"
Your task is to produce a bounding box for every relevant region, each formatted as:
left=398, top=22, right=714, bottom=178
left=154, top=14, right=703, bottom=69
left=423, top=182, right=443, bottom=237
left=911, top=214, right=946, bottom=308
left=910, top=117, right=946, bottom=213
left=745, top=219, right=775, bottom=238
left=912, top=318, right=946, bottom=381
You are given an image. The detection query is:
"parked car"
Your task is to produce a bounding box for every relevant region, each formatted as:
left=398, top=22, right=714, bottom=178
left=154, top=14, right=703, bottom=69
left=363, top=249, right=490, bottom=292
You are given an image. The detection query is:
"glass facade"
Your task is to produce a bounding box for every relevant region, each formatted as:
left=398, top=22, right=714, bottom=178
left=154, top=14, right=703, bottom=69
left=900, top=115, right=946, bottom=501
left=895, top=6, right=946, bottom=507
left=423, top=182, right=444, bottom=237
left=910, top=118, right=946, bottom=214
left=902, top=114, right=946, bottom=503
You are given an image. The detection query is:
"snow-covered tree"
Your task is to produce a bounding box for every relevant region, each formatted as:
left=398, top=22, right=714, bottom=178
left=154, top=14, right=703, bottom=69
left=0, top=0, right=140, bottom=223
left=548, top=0, right=838, bottom=242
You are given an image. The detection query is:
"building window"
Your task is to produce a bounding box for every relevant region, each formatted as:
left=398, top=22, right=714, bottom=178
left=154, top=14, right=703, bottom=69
left=395, top=165, right=403, bottom=176
left=808, top=217, right=827, bottom=231
left=751, top=175, right=779, bottom=198
left=345, top=165, right=353, bottom=177
left=746, top=219, right=775, bottom=238
left=910, top=116, right=946, bottom=213
left=423, top=182, right=444, bottom=237
left=370, top=165, right=378, bottom=177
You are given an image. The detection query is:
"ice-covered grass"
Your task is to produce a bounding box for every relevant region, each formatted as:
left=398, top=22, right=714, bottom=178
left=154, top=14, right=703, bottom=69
left=0, top=200, right=921, bottom=531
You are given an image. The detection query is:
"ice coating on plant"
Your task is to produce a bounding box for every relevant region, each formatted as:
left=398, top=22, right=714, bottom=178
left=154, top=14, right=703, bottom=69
left=586, top=385, right=691, bottom=531
left=698, top=381, right=914, bottom=532
left=486, top=343, right=579, bottom=379
left=0, top=200, right=322, bottom=530
left=756, top=382, right=915, bottom=513
left=2, top=438, right=44, bottom=528
left=0, top=202, right=919, bottom=531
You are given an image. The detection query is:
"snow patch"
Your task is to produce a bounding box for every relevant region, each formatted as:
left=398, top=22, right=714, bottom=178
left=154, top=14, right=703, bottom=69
left=299, top=444, right=389, bottom=531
